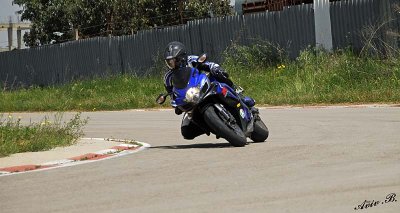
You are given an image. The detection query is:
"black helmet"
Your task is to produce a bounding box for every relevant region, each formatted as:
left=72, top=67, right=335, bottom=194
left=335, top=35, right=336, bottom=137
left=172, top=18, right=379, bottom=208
left=164, top=41, right=187, bottom=69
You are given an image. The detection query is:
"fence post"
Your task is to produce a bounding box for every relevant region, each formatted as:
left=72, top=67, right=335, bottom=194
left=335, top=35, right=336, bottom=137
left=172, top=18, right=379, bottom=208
left=314, top=0, right=333, bottom=51
left=75, top=29, right=79, bottom=40
left=8, top=22, right=13, bottom=50
left=17, top=29, right=22, bottom=49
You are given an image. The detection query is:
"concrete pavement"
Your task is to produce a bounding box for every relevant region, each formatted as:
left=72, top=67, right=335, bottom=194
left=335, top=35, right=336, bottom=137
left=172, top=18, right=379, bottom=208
left=0, top=106, right=399, bottom=213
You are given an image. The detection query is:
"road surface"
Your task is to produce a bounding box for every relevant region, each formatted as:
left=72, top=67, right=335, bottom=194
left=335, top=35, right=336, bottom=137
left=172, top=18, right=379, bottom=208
left=0, top=106, right=399, bottom=213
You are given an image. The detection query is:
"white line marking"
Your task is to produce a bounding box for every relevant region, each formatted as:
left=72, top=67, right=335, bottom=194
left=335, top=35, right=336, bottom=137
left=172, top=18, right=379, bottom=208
left=94, top=149, right=118, bottom=155
left=41, top=159, right=75, bottom=166
left=114, top=144, right=137, bottom=148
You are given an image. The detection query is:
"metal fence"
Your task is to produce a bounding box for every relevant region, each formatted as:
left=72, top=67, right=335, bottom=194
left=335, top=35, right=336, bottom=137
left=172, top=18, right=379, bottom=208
left=330, top=0, right=399, bottom=54
left=0, top=0, right=397, bottom=87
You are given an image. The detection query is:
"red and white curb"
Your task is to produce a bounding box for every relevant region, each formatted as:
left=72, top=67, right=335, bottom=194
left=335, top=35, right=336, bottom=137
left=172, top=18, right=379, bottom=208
left=0, top=138, right=150, bottom=177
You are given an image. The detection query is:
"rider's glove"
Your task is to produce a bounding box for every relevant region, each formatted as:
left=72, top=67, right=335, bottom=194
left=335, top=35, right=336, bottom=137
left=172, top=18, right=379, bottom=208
left=220, top=69, right=229, bottom=78
left=210, top=66, right=229, bottom=78
left=210, top=66, right=234, bottom=87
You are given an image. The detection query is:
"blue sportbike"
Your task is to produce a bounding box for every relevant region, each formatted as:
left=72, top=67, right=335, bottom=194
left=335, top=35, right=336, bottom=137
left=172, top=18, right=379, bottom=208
left=156, top=54, right=269, bottom=147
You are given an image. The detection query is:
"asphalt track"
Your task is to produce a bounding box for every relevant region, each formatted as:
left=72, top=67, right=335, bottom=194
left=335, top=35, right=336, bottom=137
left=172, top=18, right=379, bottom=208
left=0, top=106, right=399, bottom=213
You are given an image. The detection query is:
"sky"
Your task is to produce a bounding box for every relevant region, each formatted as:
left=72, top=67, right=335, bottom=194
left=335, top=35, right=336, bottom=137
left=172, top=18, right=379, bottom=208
left=0, top=0, right=236, bottom=49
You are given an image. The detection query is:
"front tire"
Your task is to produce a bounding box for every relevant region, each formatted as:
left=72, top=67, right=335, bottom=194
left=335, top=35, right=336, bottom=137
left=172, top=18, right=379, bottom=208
left=203, top=106, right=247, bottom=147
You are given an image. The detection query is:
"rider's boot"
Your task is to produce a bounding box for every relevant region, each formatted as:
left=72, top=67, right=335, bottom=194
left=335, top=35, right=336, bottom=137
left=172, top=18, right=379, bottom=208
left=243, top=96, right=255, bottom=108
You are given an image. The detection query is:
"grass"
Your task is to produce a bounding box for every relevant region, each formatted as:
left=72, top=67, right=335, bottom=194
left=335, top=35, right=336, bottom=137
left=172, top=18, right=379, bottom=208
left=0, top=113, right=88, bottom=157
left=0, top=75, right=165, bottom=112
left=223, top=49, right=400, bottom=105
left=0, top=49, right=399, bottom=112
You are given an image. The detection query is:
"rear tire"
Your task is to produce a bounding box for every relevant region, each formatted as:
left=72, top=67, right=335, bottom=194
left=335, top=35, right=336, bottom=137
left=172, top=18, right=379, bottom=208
left=250, top=119, right=269, bottom=142
left=203, top=106, right=247, bottom=147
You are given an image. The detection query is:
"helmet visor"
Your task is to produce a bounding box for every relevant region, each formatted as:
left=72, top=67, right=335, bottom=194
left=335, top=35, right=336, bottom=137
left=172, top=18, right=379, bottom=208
left=165, top=58, right=176, bottom=69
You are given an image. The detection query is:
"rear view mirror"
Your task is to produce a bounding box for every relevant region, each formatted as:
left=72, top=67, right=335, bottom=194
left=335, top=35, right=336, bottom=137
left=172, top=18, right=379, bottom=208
left=197, top=54, right=207, bottom=63
left=156, top=94, right=166, bottom=104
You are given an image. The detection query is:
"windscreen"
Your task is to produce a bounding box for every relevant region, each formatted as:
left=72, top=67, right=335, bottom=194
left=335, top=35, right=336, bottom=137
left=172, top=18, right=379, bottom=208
left=172, top=67, right=192, bottom=89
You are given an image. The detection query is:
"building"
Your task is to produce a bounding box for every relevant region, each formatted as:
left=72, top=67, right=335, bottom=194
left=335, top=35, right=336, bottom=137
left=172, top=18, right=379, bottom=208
left=234, top=0, right=340, bottom=14
left=0, top=21, right=31, bottom=51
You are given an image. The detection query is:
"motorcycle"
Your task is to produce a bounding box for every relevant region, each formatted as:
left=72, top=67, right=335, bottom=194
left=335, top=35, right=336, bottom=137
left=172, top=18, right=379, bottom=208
left=156, top=54, right=269, bottom=147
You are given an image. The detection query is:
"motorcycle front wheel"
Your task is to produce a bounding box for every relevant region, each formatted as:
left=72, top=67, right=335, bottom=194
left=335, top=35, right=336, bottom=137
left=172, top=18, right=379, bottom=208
left=203, top=105, right=247, bottom=147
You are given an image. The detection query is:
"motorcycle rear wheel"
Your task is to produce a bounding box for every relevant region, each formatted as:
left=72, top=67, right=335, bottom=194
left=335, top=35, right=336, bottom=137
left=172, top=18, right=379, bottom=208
left=250, top=119, right=269, bottom=142
left=203, top=105, right=247, bottom=147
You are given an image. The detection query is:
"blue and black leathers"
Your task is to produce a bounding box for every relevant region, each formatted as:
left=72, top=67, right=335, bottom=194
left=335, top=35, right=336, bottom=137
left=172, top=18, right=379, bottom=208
left=164, top=55, right=233, bottom=96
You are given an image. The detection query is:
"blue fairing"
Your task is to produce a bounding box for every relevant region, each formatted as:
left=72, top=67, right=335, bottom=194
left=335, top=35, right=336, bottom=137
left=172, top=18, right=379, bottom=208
left=171, top=67, right=252, bottom=123
left=213, top=82, right=252, bottom=122
left=173, top=68, right=208, bottom=106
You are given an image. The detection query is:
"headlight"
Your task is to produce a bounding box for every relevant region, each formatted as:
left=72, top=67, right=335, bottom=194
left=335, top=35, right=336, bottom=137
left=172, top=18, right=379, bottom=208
left=185, top=87, right=200, bottom=103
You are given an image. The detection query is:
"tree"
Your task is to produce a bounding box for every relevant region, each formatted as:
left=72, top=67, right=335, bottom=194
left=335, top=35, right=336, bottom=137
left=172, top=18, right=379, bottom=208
left=13, top=0, right=232, bottom=47
left=184, top=0, right=232, bottom=20
left=13, top=0, right=75, bottom=46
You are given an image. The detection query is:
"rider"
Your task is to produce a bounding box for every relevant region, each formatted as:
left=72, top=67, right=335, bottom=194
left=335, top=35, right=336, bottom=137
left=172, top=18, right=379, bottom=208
left=163, top=41, right=255, bottom=139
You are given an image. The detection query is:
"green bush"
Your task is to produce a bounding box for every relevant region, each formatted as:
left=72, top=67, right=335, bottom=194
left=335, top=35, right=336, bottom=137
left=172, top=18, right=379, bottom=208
left=222, top=40, right=287, bottom=68
left=0, top=113, right=88, bottom=157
